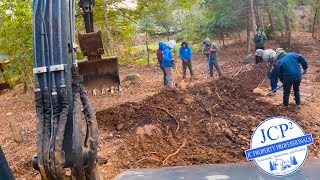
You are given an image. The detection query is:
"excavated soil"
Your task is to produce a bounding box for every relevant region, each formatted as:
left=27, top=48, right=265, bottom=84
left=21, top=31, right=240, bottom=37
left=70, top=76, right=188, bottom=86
left=96, top=73, right=318, bottom=177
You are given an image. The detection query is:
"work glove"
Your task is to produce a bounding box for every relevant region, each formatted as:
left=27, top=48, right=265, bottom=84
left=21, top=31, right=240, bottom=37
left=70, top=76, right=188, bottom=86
left=209, top=48, right=214, bottom=53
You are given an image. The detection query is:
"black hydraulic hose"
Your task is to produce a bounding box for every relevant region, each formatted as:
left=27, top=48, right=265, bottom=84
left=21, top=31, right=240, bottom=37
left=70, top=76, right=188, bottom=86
left=42, top=89, right=52, bottom=178
left=80, top=84, right=98, bottom=175
left=54, top=86, right=69, bottom=179
left=58, top=0, right=65, bottom=86
left=47, top=0, right=59, bottom=178
left=72, top=67, right=86, bottom=180
left=69, top=0, right=76, bottom=67
left=32, top=0, right=40, bottom=90
left=33, top=0, right=43, bottom=169
left=39, top=0, right=51, bottom=177
left=35, top=90, right=48, bottom=180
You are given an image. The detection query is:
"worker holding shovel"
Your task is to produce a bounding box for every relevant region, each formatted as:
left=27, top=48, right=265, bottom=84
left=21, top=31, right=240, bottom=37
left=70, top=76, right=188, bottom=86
left=162, top=40, right=177, bottom=88
left=270, top=48, right=308, bottom=108
left=255, top=48, right=277, bottom=91
left=202, top=38, right=222, bottom=78
left=179, top=42, right=194, bottom=79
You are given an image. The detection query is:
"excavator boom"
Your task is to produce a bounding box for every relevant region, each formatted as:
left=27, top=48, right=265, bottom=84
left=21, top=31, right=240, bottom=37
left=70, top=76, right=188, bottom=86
left=32, top=0, right=101, bottom=179
left=77, top=0, right=121, bottom=94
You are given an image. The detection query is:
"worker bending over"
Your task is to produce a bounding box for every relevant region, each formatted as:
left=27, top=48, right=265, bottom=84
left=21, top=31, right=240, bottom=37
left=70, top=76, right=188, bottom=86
left=270, top=48, right=308, bottom=108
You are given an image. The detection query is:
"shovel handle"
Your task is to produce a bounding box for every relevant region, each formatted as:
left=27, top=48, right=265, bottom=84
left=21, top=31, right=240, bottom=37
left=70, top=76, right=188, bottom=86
left=271, top=85, right=283, bottom=93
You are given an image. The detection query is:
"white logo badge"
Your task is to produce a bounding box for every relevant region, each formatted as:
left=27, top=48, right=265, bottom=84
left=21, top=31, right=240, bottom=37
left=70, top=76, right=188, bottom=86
left=245, top=117, right=313, bottom=177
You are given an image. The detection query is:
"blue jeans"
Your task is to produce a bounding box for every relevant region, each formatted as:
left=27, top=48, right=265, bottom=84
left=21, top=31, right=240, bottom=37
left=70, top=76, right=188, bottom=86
left=283, top=79, right=301, bottom=106
left=160, top=66, right=168, bottom=85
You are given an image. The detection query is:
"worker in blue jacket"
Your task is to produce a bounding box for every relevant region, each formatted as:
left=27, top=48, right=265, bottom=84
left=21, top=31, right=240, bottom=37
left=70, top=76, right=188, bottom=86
left=270, top=48, right=308, bottom=108
left=162, top=40, right=176, bottom=88
left=179, top=42, right=194, bottom=79
left=157, top=41, right=167, bottom=85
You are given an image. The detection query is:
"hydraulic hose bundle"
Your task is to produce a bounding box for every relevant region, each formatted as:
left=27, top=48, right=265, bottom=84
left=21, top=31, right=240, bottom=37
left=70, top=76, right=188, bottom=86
left=32, top=0, right=100, bottom=179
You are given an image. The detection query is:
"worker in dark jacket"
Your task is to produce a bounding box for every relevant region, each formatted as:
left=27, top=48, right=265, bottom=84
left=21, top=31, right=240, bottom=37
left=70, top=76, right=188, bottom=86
left=157, top=41, right=167, bottom=85
left=179, top=42, right=193, bottom=79
left=202, top=38, right=222, bottom=78
left=253, top=28, right=267, bottom=64
left=271, top=48, right=308, bottom=108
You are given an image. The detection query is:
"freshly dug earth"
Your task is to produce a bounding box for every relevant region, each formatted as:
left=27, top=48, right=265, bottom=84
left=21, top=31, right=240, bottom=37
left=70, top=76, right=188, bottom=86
left=96, top=74, right=318, bottom=178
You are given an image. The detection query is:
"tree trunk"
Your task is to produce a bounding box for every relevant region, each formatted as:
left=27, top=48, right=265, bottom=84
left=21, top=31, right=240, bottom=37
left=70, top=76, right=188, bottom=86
left=284, top=14, right=291, bottom=47
left=250, top=0, right=256, bottom=35
left=145, top=31, right=150, bottom=66
left=313, top=8, right=318, bottom=37
left=102, top=0, right=116, bottom=56
left=247, top=10, right=251, bottom=61
left=266, top=7, right=274, bottom=32
left=253, top=0, right=262, bottom=29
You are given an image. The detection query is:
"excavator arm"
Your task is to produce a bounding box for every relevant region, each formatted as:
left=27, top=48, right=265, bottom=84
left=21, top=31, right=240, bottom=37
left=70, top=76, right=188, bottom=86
left=32, top=0, right=101, bottom=179
left=78, top=0, right=95, bottom=33
left=77, top=0, right=121, bottom=94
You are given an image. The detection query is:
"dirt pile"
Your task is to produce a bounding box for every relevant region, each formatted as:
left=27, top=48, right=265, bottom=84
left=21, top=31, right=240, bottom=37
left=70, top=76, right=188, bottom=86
left=96, top=74, right=301, bottom=172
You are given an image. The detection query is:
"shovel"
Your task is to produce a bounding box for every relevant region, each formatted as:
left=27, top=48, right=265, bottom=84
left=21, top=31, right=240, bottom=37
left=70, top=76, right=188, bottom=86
left=265, top=85, right=283, bottom=96
left=175, top=66, right=182, bottom=77
left=206, top=54, right=211, bottom=79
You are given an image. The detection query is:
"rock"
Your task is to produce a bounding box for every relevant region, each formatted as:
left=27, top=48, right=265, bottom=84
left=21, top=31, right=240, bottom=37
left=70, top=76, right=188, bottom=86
left=180, top=118, right=188, bottom=122
left=116, top=123, right=124, bottom=131
left=8, top=114, right=24, bottom=143
left=176, top=81, right=187, bottom=89
left=204, top=86, right=212, bottom=95
left=247, top=115, right=257, bottom=121
left=97, top=156, right=108, bottom=165
left=183, top=95, right=194, bottom=104
left=14, top=83, right=24, bottom=92
left=122, top=73, right=141, bottom=84
left=136, top=124, right=157, bottom=137
left=188, top=82, right=195, bottom=88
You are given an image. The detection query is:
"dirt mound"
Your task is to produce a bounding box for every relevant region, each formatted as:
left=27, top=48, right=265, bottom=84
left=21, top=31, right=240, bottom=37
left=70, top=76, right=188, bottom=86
left=96, top=76, right=300, bottom=172
left=234, top=66, right=267, bottom=91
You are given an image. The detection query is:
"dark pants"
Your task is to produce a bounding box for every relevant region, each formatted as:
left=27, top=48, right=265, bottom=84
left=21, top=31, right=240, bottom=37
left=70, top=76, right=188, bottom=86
left=209, top=57, right=222, bottom=77
left=182, top=61, right=193, bottom=78
left=283, top=79, right=301, bottom=106
left=0, top=146, right=14, bottom=180
left=160, top=66, right=168, bottom=85
left=255, top=47, right=264, bottom=64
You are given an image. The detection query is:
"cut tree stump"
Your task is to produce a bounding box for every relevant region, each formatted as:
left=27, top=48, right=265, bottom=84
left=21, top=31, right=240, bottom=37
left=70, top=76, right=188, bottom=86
left=7, top=113, right=24, bottom=143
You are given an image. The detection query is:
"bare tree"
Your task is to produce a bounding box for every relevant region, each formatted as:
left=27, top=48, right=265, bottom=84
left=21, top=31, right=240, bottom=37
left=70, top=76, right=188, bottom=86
left=102, top=0, right=116, bottom=56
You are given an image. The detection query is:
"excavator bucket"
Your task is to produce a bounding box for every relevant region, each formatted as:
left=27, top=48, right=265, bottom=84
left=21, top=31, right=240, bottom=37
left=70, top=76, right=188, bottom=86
left=78, top=31, right=121, bottom=92
left=77, top=57, right=120, bottom=91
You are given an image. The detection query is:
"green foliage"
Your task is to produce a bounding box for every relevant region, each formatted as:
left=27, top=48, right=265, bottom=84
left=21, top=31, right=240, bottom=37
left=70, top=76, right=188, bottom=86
left=199, top=0, right=248, bottom=37
left=0, top=0, right=33, bottom=88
